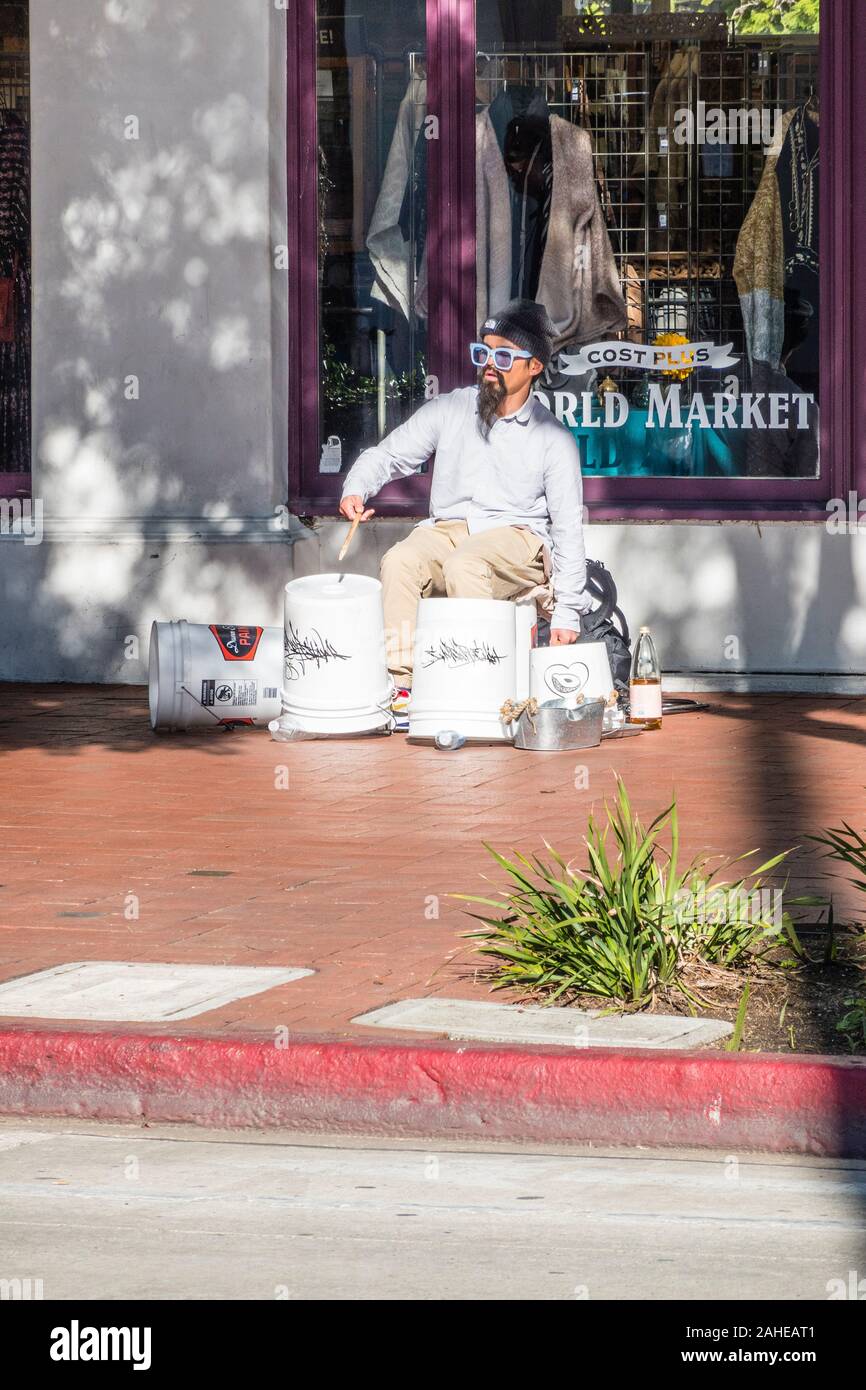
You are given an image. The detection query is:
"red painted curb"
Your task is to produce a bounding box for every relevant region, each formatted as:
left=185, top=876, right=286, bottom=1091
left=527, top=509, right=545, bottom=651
left=1, top=1028, right=865, bottom=1155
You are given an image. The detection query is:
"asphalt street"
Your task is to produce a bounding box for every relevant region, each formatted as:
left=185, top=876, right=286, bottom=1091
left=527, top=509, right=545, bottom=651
left=1, top=1118, right=865, bottom=1300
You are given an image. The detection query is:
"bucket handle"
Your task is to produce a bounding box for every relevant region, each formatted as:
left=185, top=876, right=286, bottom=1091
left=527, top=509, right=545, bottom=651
left=277, top=683, right=399, bottom=735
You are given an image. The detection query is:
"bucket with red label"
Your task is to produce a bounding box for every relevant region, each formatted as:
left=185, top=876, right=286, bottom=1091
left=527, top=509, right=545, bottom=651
left=148, top=620, right=283, bottom=731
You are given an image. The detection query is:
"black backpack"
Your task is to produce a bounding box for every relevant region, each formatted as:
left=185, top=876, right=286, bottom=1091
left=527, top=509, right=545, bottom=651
left=537, top=558, right=632, bottom=702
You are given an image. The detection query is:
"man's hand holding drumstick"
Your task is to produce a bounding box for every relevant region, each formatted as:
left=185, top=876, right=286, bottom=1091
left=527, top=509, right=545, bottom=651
left=337, top=495, right=375, bottom=563
left=339, top=495, right=375, bottom=523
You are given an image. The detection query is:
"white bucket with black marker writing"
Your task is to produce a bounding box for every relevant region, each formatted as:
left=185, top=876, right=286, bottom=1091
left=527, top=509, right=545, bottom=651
left=514, top=597, right=539, bottom=701
left=408, top=598, right=518, bottom=743
left=148, top=620, right=283, bottom=732
left=271, top=573, right=393, bottom=737
left=530, top=641, right=614, bottom=709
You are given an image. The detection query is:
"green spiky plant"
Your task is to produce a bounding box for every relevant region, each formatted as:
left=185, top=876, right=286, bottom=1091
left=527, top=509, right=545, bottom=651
left=810, top=820, right=866, bottom=1046
left=456, top=778, right=800, bottom=1010
left=837, top=998, right=866, bottom=1052
left=725, top=982, right=751, bottom=1052
left=810, top=819, right=866, bottom=909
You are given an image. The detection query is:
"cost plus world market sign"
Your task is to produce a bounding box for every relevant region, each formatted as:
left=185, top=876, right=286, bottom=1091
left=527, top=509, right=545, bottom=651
left=537, top=341, right=816, bottom=433
left=562, top=340, right=739, bottom=374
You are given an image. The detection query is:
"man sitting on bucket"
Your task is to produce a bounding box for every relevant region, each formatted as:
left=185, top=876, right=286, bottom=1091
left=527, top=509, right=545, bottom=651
left=339, top=298, right=594, bottom=713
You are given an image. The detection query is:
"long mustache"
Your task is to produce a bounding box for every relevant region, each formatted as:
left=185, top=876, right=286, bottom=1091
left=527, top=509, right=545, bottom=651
left=477, top=366, right=506, bottom=437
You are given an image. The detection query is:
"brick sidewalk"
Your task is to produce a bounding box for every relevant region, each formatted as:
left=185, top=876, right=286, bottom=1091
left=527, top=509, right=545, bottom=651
left=1, top=684, right=864, bottom=1041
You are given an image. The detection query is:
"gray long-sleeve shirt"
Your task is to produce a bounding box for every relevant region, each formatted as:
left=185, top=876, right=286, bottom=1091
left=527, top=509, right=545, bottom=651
left=340, top=386, right=591, bottom=630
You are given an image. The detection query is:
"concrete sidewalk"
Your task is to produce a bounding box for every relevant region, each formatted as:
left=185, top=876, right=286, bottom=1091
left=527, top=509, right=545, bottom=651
left=1, top=684, right=866, bottom=1154
left=1, top=684, right=863, bottom=1042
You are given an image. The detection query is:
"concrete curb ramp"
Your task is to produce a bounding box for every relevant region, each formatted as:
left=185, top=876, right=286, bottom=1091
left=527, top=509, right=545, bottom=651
left=351, top=997, right=733, bottom=1048
left=2, top=1028, right=866, bottom=1157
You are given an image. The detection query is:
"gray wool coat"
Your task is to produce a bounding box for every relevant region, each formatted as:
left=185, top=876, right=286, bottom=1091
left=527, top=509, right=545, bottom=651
left=476, top=110, right=627, bottom=351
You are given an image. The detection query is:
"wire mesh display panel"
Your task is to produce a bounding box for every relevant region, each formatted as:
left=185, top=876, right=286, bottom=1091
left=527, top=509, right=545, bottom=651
left=0, top=54, right=28, bottom=122
left=475, top=35, right=818, bottom=405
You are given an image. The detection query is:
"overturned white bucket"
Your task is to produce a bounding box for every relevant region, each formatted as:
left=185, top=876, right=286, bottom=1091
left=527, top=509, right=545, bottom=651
left=272, top=573, right=393, bottom=736
left=530, top=641, right=614, bottom=709
left=408, top=598, right=519, bottom=742
left=149, top=621, right=283, bottom=732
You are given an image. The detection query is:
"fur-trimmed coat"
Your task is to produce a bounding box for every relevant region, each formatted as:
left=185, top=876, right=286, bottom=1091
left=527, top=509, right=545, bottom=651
left=476, top=110, right=627, bottom=350
left=732, top=109, right=797, bottom=368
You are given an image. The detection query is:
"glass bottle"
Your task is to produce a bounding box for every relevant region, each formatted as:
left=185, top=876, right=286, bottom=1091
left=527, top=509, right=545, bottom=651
left=630, top=626, right=662, bottom=730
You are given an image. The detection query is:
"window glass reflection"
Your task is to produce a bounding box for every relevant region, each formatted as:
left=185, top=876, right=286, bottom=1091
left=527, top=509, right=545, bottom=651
left=317, top=2, right=427, bottom=482
left=474, top=0, right=820, bottom=478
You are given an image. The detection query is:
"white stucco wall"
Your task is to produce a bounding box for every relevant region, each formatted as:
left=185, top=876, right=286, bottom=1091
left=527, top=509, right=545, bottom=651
left=0, top=1, right=863, bottom=690
left=0, top=0, right=299, bottom=683
left=296, top=517, right=866, bottom=691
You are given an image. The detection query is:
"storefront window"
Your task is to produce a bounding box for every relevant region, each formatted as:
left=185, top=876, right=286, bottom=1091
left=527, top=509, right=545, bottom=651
left=474, top=0, right=820, bottom=480
left=315, top=1, right=427, bottom=483
left=0, top=0, right=30, bottom=497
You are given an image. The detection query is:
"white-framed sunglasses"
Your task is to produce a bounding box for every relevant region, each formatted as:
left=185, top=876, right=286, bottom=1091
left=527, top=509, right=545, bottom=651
left=470, top=341, right=534, bottom=371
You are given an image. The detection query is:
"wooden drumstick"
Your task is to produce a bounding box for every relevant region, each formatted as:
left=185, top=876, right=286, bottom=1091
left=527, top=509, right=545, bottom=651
left=338, top=514, right=361, bottom=563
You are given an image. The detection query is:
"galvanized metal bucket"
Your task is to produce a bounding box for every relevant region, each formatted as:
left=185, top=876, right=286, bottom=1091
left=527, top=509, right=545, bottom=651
left=513, top=699, right=605, bottom=752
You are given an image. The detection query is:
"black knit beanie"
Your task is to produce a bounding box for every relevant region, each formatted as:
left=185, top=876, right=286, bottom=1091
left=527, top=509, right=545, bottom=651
left=479, top=298, right=556, bottom=368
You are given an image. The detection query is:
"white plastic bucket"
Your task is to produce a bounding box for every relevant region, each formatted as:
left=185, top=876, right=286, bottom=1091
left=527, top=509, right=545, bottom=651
left=530, top=641, right=614, bottom=709
left=514, top=597, right=539, bottom=701
left=274, top=573, right=392, bottom=735
left=148, top=620, right=283, bottom=732
left=408, top=597, right=519, bottom=742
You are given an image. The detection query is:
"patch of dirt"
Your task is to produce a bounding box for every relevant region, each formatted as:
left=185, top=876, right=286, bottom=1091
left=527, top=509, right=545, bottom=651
left=459, top=930, right=866, bottom=1056
left=691, top=958, right=866, bottom=1055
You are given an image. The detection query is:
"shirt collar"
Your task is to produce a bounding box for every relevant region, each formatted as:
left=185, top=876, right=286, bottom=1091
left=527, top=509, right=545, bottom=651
left=475, top=388, right=535, bottom=428
left=502, top=394, right=535, bottom=425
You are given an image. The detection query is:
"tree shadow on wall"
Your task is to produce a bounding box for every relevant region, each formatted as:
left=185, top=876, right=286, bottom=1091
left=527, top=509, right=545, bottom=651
left=4, top=0, right=292, bottom=749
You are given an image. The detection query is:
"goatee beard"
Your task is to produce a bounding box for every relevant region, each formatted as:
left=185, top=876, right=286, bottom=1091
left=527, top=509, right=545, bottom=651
left=477, top=368, right=506, bottom=437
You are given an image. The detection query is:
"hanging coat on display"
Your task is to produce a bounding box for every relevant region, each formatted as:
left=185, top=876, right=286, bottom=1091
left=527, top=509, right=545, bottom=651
left=733, top=104, right=819, bottom=380
left=477, top=110, right=627, bottom=351
left=485, top=86, right=554, bottom=303
left=366, top=75, right=429, bottom=321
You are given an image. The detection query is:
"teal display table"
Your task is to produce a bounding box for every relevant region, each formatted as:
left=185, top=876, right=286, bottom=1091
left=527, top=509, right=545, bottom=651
left=572, top=407, right=738, bottom=477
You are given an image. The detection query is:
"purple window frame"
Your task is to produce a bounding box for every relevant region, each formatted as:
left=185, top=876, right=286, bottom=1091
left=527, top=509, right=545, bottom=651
left=0, top=472, right=29, bottom=499
left=288, top=0, right=864, bottom=523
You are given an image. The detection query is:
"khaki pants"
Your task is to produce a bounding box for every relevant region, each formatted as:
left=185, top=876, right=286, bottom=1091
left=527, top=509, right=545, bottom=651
left=380, top=519, right=545, bottom=683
